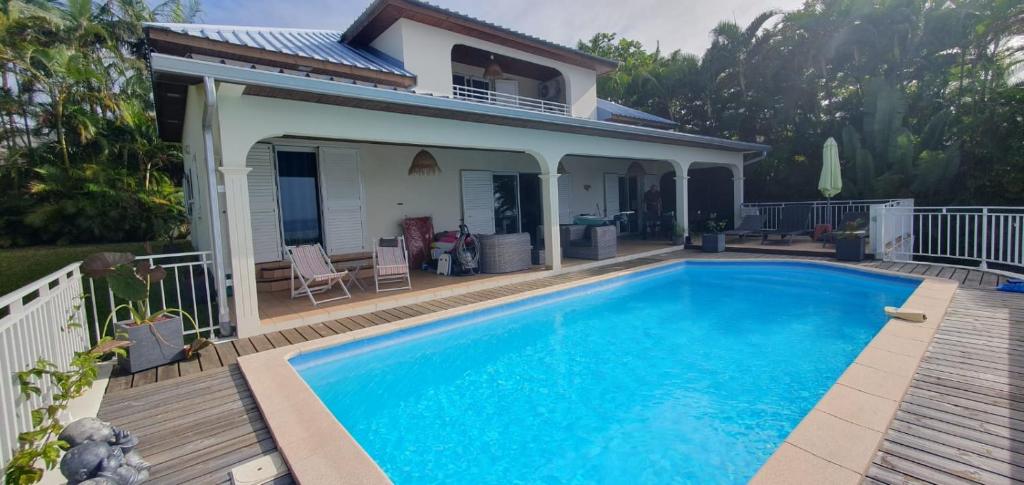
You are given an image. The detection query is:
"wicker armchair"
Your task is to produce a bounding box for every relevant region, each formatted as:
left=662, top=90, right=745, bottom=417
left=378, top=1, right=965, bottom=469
left=479, top=232, right=532, bottom=273
left=561, top=225, right=617, bottom=260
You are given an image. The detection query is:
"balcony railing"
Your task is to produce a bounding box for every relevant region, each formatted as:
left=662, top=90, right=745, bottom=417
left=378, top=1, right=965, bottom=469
left=452, top=84, right=570, bottom=117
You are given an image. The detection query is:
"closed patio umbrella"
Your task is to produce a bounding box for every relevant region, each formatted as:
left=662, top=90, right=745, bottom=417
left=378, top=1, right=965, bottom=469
left=818, top=137, right=842, bottom=226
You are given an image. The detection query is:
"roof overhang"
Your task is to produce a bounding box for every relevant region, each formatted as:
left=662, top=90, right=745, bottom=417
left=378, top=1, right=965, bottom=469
left=144, top=26, right=416, bottom=88
left=148, top=53, right=770, bottom=155
left=604, top=114, right=677, bottom=131
left=342, top=0, right=620, bottom=75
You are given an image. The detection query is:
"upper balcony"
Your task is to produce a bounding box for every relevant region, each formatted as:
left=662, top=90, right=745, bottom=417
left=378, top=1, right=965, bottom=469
left=450, top=44, right=570, bottom=117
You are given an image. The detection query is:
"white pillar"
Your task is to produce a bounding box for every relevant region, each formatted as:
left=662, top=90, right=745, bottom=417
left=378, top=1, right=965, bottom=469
left=675, top=174, right=689, bottom=235
left=732, top=174, right=745, bottom=229
left=218, top=166, right=260, bottom=338
left=539, top=172, right=562, bottom=270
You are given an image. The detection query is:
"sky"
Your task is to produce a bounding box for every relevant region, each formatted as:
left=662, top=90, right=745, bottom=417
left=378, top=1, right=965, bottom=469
left=195, top=0, right=806, bottom=56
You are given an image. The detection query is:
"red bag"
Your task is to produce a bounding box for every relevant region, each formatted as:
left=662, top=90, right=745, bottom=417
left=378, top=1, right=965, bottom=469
left=402, top=217, right=434, bottom=270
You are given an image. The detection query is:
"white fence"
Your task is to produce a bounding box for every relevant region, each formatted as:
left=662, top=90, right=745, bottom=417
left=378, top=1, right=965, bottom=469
left=85, top=251, right=219, bottom=341
left=0, top=263, right=91, bottom=467
left=452, top=84, right=571, bottom=116
left=742, top=199, right=907, bottom=232
left=878, top=206, right=1024, bottom=270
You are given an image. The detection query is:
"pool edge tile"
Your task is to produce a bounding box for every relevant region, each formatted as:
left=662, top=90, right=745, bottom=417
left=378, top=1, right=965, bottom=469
left=749, top=443, right=861, bottom=485
left=784, top=409, right=884, bottom=475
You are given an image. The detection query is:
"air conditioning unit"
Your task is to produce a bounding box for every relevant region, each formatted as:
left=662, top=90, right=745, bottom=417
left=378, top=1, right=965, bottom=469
left=537, top=79, right=563, bottom=101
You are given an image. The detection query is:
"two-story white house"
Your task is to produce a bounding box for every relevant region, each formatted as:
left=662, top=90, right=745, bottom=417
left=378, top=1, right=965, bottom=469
left=142, top=0, right=769, bottom=338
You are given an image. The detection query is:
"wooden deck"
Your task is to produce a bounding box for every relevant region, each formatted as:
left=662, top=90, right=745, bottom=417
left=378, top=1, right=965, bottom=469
left=95, top=248, right=1018, bottom=484
left=865, top=287, right=1024, bottom=484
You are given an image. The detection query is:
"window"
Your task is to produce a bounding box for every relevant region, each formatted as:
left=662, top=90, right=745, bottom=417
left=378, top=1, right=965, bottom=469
left=276, top=150, right=323, bottom=246
left=452, top=74, right=491, bottom=100
left=493, top=173, right=520, bottom=234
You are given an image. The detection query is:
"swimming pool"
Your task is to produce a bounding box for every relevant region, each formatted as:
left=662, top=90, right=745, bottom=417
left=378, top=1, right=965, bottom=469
left=291, top=261, right=919, bottom=484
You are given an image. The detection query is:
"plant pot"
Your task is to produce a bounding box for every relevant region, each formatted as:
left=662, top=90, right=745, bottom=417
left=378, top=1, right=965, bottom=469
left=702, top=233, right=726, bottom=253
left=835, top=237, right=866, bottom=262
left=116, top=317, right=185, bottom=373
left=671, top=236, right=686, bottom=246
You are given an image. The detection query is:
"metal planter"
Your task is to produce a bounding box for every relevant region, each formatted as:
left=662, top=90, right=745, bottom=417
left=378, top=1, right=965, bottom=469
left=116, top=317, right=185, bottom=373
left=702, top=233, right=726, bottom=253
left=835, top=236, right=867, bottom=262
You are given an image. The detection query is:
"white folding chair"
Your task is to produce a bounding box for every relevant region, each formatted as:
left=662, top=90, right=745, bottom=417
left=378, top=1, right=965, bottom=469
left=373, top=236, right=413, bottom=292
left=286, top=244, right=351, bottom=306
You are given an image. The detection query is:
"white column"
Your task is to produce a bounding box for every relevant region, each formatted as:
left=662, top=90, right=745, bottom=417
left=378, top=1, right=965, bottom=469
left=539, top=172, right=562, bottom=270
left=675, top=174, right=689, bottom=235
left=218, top=166, right=260, bottom=338
left=732, top=175, right=745, bottom=228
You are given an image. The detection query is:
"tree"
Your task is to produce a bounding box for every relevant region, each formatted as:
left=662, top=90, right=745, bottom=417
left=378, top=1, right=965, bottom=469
left=0, top=0, right=201, bottom=247
left=578, top=0, right=1024, bottom=205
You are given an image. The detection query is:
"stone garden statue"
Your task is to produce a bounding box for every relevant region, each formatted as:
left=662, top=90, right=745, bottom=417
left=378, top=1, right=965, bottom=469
left=58, top=418, right=150, bottom=485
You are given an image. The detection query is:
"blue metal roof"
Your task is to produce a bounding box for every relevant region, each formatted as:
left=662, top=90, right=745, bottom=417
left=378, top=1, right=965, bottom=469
left=144, top=23, right=414, bottom=78
left=597, top=99, right=676, bottom=128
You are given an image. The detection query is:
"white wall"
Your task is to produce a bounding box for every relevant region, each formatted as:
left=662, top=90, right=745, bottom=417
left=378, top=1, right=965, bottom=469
left=560, top=156, right=675, bottom=218
left=181, top=84, right=210, bottom=253
left=369, top=18, right=598, bottom=118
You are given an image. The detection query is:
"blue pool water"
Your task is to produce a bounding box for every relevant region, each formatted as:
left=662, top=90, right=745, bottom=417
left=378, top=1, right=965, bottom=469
left=292, top=262, right=918, bottom=484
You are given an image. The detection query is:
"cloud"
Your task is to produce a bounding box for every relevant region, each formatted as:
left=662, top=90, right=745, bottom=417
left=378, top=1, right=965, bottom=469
left=195, top=0, right=804, bottom=55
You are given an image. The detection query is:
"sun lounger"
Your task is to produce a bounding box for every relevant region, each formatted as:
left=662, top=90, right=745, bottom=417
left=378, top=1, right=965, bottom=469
left=725, top=214, right=763, bottom=240
left=761, top=205, right=812, bottom=245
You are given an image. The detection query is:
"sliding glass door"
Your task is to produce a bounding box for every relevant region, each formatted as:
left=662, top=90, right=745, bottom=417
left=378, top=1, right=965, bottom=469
left=276, top=149, right=323, bottom=246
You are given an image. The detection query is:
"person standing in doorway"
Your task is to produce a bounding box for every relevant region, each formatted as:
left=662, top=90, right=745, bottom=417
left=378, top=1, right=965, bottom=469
left=643, top=184, right=662, bottom=239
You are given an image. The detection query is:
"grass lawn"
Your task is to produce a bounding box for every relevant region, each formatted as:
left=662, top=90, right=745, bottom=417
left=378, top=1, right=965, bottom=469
left=0, top=242, right=166, bottom=295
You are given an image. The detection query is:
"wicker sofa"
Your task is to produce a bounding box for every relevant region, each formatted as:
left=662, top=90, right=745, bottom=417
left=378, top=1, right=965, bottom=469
left=478, top=232, right=532, bottom=273
left=561, top=225, right=617, bottom=260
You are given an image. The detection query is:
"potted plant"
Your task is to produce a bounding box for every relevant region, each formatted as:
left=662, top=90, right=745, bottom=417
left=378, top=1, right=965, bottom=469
left=702, top=214, right=728, bottom=252
left=671, top=224, right=688, bottom=246
left=835, top=220, right=867, bottom=262
left=82, top=252, right=210, bottom=373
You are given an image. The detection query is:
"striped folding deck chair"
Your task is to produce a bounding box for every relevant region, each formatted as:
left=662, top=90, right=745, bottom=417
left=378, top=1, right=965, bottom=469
left=286, top=244, right=351, bottom=306
left=373, top=236, right=413, bottom=293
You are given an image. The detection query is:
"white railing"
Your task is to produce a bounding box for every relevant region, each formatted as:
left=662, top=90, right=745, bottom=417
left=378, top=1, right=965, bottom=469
left=878, top=206, right=1024, bottom=270
left=871, top=199, right=915, bottom=260
left=85, top=251, right=219, bottom=341
left=452, top=84, right=570, bottom=116
left=0, top=263, right=91, bottom=467
left=743, top=199, right=907, bottom=231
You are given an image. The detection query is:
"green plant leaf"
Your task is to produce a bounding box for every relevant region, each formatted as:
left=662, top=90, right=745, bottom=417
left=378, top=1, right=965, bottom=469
left=80, top=252, right=134, bottom=278
left=107, top=264, right=147, bottom=301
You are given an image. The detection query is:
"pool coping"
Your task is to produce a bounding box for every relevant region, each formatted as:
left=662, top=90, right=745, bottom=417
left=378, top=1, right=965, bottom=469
left=237, top=258, right=959, bottom=485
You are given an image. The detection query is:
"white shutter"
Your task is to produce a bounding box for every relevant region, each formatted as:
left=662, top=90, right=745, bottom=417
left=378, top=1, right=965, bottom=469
left=558, top=174, right=572, bottom=224
left=461, top=170, right=495, bottom=234
left=604, top=173, right=621, bottom=217
left=247, top=143, right=283, bottom=263
left=318, top=147, right=365, bottom=254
